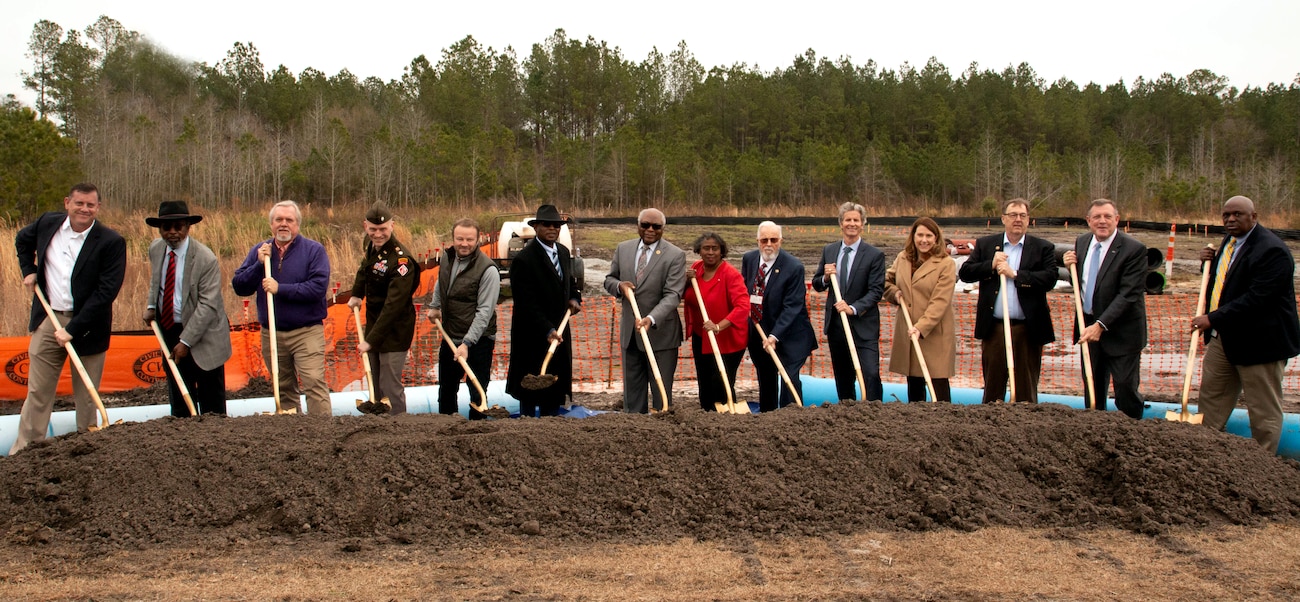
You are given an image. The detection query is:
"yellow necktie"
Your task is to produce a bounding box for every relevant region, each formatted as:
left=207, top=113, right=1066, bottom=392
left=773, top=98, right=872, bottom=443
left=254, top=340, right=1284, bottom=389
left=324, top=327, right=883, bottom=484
left=1209, top=237, right=1235, bottom=311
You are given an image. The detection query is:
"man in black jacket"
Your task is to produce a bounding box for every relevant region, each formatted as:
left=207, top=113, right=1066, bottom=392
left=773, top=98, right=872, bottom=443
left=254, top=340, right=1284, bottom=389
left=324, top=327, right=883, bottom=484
left=348, top=203, right=421, bottom=414
left=1191, top=195, right=1300, bottom=453
left=958, top=198, right=1057, bottom=403
left=1061, top=199, right=1149, bottom=419
left=11, top=183, right=126, bottom=453
left=505, top=205, right=583, bottom=417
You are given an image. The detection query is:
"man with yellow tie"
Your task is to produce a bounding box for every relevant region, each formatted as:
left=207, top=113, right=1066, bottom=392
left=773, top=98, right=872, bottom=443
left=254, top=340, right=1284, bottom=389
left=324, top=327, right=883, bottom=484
left=1191, top=195, right=1300, bottom=453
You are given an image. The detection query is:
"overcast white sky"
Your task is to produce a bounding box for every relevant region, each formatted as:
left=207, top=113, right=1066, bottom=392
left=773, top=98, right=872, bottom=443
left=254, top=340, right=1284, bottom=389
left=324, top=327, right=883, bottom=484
left=3, top=0, right=1298, bottom=108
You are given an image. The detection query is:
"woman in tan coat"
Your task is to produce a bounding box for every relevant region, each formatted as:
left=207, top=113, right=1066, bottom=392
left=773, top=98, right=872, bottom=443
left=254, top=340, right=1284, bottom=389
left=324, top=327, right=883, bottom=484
left=884, top=217, right=957, bottom=402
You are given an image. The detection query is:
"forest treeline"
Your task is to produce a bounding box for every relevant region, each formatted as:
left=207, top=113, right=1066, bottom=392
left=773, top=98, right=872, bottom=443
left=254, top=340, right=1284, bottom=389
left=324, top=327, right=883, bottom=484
left=4, top=15, right=1299, bottom=221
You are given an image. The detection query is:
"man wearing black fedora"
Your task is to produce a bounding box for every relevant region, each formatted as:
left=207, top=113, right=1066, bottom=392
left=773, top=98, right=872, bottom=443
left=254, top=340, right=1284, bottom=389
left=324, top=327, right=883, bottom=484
left=505, top=204, right=583, bottom=417
left=143, top=200, right=232, bottom=416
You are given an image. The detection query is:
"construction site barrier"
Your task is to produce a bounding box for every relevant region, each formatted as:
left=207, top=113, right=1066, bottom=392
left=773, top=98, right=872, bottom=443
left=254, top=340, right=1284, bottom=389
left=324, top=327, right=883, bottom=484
left=0, top=287, right=1297, bottom=402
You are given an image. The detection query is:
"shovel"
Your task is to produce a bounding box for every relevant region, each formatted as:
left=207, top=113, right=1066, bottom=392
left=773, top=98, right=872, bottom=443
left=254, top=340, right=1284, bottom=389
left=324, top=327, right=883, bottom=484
left=520, top=309, right=572, bottom=390
left=351, top=305, right=389, bottom=415
left=999, top=272, right=1017, bottom=403
left=687, top=274, right=747, bottom=414
left=33, top=287, right=112, bottom=430
left=828, top=275, right=866, bottom=401
left=753, top=322, right=803, bottom=408
left=263, top=255, right=295, bottom=414
left=149, top=320, right=198, bottom=416
left=1168, top=249, right=1212, bottom=424
left=625, top=290, right=669, bottom=412
left=897, top=298, right=938, bottom=402
left=433, top=318, right=508, bottom=418
left=1067, top=263, right=1098, bottom=410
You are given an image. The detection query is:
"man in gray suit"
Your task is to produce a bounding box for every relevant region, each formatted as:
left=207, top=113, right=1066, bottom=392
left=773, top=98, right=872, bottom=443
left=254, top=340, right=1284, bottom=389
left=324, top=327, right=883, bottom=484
left=604, top=208, right=687, bottom=413
left=1061, top=199, right=1147, bottom=419
left=143, top=201, right=233, bottom=416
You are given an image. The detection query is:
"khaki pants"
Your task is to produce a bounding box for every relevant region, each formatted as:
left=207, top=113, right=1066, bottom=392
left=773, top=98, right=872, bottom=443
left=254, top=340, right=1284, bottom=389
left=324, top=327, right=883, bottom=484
left=10, top=314, right=106, bottom=454
left=1199, top=336, right=1285, bottom=454
left=261, top=324, right=332, bottom=416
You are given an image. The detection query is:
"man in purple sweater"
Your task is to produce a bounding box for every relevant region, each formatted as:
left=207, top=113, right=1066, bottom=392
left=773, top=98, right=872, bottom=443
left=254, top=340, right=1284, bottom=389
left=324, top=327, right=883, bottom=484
left=232, top=200, right=332, bottom=415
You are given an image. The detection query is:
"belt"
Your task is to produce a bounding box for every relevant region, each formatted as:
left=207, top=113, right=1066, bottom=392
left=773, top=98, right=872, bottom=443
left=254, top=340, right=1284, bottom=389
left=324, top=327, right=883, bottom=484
left=53, top=310, right=74, bottom=316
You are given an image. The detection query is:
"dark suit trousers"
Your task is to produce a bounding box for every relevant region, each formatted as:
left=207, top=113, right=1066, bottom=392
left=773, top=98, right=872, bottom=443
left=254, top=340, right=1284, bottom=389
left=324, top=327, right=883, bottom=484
left=161, top=323, right=226, bottom=416
left=827, top=319, right=882, bottom=401
left=439, top=339, right=493, bottom=419
left=907, top=377, right=952, bottom=403
left=748, top=324, right=805, bottom=412
left=980, top=322, right=1042, bottom=403
left=692, top=335, right=744, bottom=411
left=1080, top=314, right=1143, bottom=419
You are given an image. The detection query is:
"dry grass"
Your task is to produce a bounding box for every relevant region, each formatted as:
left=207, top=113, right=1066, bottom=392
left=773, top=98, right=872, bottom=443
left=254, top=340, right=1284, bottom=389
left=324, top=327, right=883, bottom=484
left=0, top=525, right=1295, bottom=599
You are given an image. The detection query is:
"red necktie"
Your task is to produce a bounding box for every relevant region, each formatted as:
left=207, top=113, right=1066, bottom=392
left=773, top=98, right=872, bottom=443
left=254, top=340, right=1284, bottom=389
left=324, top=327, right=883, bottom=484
left=160, top=250, right=176, bottom=329
left=750, top=262, right=767, bottom=322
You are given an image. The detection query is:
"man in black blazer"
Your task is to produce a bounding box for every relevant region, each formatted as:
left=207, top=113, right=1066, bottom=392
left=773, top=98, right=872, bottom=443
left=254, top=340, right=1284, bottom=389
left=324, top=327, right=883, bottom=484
left=958, top=198, right=1057, bottom=403
left=812, top=202, right=886, bottom=401
left=1191, top=195, right=1300, bottom=454
left=743, top=221, right=817, bottom=411
left=1061, top=199, right=1148, bottom=419
left=505, top=205, right=583, bottom=417
left=10, top=183, right=127, bottom=454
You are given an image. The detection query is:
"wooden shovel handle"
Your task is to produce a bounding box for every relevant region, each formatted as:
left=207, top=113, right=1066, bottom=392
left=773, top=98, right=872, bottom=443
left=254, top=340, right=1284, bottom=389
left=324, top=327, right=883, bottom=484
left=1067, top=263, right=1097, bottom=409
left=263, top=255, right=282, bottom=411
left=625, top=291, right=669, bottom=412
left=150, top=320, right=197, bottom=416
left=538, top=309, right=573, bottom=376
left=688, top=276, right=736, bottom=411
left=34, top=287, right=109, bottom=427
left=828, top=276, right=866, bottom=401
left=352, top=305, right=376, bottom=403
left=897, top=299, right=937, bottom=403
left=999, top=273, right=1016, bottom=403
left=753, top=322, right=803, bottom=407
left=434, top=318, right=488, bottom=412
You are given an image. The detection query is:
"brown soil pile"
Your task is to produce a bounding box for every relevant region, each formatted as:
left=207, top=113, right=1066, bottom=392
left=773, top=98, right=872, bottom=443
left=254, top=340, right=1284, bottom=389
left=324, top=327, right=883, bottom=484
left=2, top=402, right=1299, bottom=552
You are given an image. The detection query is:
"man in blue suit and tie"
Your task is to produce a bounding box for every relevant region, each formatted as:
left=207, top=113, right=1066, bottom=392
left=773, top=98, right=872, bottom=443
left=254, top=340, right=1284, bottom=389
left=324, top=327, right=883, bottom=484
left=813, top=202, right=886, bottom=401
left=742, top=221, right=817, bottom=411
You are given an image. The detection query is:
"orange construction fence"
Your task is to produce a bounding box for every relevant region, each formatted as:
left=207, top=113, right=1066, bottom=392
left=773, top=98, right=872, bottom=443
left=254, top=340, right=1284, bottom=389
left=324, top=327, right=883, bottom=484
left=0, top=287, right=1297, bottom=401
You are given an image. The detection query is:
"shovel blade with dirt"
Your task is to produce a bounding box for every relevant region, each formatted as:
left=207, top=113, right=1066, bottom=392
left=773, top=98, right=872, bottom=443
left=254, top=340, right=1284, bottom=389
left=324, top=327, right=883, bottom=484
left=521, top=309, right=572, bottom=390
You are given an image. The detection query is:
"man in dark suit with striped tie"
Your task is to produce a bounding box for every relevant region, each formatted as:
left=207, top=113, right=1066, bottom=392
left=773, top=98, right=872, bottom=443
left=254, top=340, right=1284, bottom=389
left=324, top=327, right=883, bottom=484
left=1061, top=199, right=1148, bottom=419
left=1191, top=195, right=1300, bottom=453
left=813, top=202, right=886, bottom=401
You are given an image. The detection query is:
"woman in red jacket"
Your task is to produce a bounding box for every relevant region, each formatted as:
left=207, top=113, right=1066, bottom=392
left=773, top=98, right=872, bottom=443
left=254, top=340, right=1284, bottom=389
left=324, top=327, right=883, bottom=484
left=683, top=232, right=750, bottom=411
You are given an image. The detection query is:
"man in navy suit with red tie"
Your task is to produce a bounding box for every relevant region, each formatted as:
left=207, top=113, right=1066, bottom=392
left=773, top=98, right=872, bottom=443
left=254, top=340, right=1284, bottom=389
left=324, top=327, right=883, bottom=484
left=743, top=221, right=817, bottom=411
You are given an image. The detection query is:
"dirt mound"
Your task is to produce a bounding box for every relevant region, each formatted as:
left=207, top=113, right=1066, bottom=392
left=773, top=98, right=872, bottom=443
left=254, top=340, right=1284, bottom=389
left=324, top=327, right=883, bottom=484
left=2, top=401, right=1299, bottom=551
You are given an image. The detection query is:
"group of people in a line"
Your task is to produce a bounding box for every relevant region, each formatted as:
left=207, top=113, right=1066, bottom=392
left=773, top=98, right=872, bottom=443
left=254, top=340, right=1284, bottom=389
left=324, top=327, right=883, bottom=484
left=9, top=184, right=1298, bottom=457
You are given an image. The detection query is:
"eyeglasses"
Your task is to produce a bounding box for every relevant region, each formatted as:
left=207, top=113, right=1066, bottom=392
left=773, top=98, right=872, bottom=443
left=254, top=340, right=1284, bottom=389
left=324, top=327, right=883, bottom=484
left=159, top=222, right=188, bottom=232
left=536, top=221, right=564, bottom=228
left=758, top=237, right=780, bottom=244
left=1003, top=212, right=1029, bottom=220
left=639, top=222, right=664, bottom=230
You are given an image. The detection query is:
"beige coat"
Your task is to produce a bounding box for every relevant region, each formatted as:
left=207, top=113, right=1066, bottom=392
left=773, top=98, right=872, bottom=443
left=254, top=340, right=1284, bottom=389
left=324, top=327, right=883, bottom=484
left=884, top=253, right=957, bottom=378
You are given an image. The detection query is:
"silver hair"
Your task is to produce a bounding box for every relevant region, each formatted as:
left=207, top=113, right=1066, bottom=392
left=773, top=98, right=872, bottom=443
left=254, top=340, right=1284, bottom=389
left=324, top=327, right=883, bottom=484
left=637, top=207, right=666, bottom=224
left=837, top=202, right=866, bottom=223
left=756, top=220, right=782, bottom=239
left=269, top=200, right=302, bottom=224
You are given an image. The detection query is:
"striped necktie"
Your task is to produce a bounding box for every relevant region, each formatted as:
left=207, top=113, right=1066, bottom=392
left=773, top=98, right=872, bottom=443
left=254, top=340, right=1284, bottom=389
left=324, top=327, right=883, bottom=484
left=160, top=250, right=177, bottom=329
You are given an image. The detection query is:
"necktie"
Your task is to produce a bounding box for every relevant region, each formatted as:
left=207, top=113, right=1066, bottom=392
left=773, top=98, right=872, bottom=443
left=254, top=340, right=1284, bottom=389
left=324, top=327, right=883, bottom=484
left=552, top=251, right=562, bottom=277
left=636, top=245, right=650, bottom=281
left=1083, top=242, right=1101, bottom=314
left=751, top=262, right=767, bottom=322
left=1209, top=237, right=1236, bottom=311
left=839, top=246, right=853, bottom=291
left=160, top=250, right=176, bottom=329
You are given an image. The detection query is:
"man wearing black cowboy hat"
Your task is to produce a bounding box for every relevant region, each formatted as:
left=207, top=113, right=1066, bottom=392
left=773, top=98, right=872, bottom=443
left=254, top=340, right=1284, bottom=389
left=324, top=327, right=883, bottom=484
left=505, top=204, right=583, bottom=417
left=143, top=200, right=232, bottom=416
